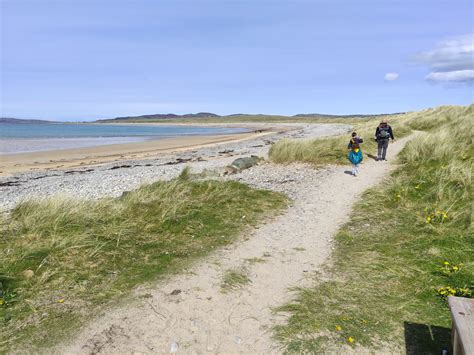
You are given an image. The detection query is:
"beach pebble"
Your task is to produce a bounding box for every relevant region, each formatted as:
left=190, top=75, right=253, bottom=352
left=170, top=341, right=179, bottom=353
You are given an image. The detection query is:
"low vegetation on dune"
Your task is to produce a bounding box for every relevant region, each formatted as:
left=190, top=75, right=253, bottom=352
left=274, top=104, right=473, bottom=352
left=0, top=170, right=287, bottom=351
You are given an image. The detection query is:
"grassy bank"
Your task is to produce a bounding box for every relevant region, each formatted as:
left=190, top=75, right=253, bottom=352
left=0, top=171, right=287, bottom=351
left=274, top=105, right=473, bottom=352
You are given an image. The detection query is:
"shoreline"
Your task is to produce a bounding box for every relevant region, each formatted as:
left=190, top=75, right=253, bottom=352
left=0, top=126, right=279, bottom=177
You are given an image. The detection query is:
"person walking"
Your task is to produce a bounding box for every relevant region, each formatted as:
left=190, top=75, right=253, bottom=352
left=375, top=119, right=394, bottom=161
left=347, top=132, right=363, bottom=176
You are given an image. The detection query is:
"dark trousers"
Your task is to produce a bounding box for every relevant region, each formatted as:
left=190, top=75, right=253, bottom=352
left=377, top=139, right=389, bottom=160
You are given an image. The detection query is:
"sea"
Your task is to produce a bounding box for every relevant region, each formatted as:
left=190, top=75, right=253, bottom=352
left=0, top=122, right=250, bottom=154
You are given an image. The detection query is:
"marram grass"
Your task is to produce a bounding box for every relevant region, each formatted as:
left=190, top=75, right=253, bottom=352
left=274, top=104, right=473, bottom=352
left=0, top=172, right=287, bottom=351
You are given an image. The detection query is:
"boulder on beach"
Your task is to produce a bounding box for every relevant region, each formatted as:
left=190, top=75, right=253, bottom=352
left=222, top=155, right=264, bottom=175
left=231, top=155, right=264, bottom=170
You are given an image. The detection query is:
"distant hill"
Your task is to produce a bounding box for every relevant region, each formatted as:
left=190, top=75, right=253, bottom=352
left=97, top=112, right=220, bottom=122
left=0, top=117, right=54, bottom=124
left=96, top=111, right=406, bottom=123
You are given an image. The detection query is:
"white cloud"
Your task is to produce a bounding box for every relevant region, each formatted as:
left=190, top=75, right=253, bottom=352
left=384, top=72, right=399, bottom=81
left=426, top=70, right=474, bottom=82
left=416, top=34, right=474, bottom=83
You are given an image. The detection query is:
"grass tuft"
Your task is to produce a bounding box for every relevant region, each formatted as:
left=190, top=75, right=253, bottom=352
left=221, top=268, right=251, bottom=292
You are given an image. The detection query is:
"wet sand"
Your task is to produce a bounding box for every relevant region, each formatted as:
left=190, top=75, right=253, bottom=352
left=0, top=130, right=273, bottom=177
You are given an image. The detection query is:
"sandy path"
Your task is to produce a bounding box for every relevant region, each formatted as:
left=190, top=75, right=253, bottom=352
left=58, top=137, right=411, bottom=354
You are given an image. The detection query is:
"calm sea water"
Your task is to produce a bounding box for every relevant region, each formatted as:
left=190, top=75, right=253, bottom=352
left=0, top=123, right=249, bottom=154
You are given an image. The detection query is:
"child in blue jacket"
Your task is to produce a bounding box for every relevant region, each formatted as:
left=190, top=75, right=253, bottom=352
left=347, top=132, right=364, bottom=176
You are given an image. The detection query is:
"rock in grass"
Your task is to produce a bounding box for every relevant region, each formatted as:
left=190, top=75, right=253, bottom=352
left=22, top=270, right=34, bottom=278
left=120, top=190, right=131, bottom=199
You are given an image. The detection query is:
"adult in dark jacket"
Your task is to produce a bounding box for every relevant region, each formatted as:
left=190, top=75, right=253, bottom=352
left=375, top=119, right=394, bottom=161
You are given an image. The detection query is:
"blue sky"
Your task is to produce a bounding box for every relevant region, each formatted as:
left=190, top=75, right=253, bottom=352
left=1, top=0, right=473, bottom=121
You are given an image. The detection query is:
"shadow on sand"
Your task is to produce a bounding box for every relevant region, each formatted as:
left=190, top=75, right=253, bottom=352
left=366, top=153, right=379, bottom=161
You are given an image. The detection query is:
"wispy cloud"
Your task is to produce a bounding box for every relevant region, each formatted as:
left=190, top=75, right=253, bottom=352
left=426, top=70, right=474, bottom=82
left=416, top=34, right=474, bottom=83
left=384, top=72, right=399, bottom=81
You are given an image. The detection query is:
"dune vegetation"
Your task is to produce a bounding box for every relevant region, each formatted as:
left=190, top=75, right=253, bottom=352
left=0, top=170, right=287, bottom=351
left=274, top=104, right=473, bottom=352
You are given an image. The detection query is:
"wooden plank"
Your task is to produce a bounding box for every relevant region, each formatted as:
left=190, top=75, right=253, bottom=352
left=448, top=296, right=474, bottom=355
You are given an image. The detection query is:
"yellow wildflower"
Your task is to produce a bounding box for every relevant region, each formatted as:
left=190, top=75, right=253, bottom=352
left=348, top=336, right=355, bottom=343
left=453, top=266, right=458, bottom=271
left=335, top=325, right=342, bottom=331
left=57, top=299, right=65, bottom=303
left=444, top=261, right=449, bottom=265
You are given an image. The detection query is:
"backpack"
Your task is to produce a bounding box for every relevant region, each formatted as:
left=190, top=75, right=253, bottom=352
left=378, top=125, right=391, bottom=139
left=350, top=139, right=360, bottom=149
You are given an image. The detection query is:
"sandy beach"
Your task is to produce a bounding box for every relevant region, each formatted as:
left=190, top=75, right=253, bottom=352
left=0, top=126, right=277, bottom=177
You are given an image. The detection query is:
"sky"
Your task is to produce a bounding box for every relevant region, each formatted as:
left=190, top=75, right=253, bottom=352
left=1, top=0, right=473, bottom=121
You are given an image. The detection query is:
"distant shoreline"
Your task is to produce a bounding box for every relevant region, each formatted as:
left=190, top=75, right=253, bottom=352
left=0, top=122, right=255, bottom=155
